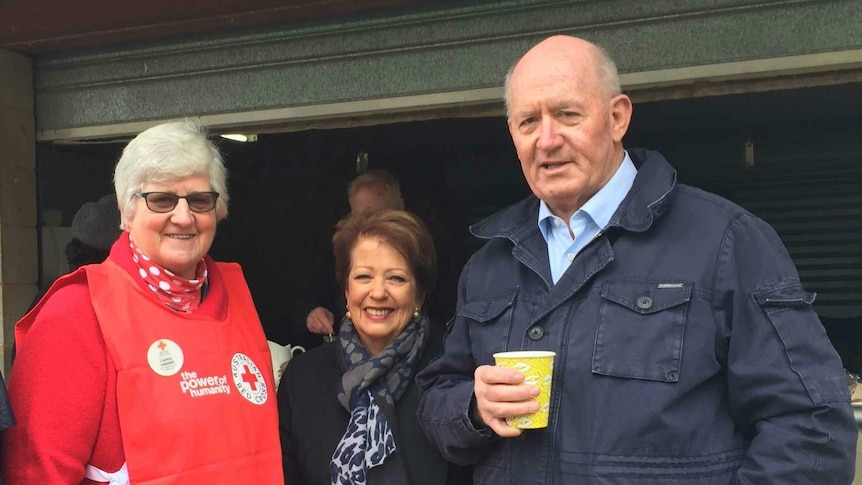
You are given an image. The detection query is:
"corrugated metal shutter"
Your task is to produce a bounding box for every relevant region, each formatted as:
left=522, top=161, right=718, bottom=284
left=733, top=178, right=862, bottom=317
left=721, top=137, right=862, bottom=319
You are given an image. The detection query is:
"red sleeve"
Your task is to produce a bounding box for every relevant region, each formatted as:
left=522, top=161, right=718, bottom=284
left=2, top=279, right=108, bottom=484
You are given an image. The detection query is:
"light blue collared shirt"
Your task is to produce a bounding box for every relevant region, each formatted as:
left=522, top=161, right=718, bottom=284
left=538, top=151, right=637, bottom=284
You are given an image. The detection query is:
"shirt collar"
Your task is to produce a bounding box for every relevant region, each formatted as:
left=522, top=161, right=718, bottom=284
left=538, top=150, right=637, bottom=239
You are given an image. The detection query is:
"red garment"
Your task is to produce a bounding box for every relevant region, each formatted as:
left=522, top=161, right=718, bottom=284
left=2, top=233, right=283, bottom=484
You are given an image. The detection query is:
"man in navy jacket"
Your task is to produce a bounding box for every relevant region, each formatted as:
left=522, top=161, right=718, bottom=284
left=417, top=35, right=856, bottom=484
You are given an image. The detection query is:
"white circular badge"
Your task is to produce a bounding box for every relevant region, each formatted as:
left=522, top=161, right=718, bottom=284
left=147, top=339, right=184, bottom=376
left=231, top=353, right=268, bottom=405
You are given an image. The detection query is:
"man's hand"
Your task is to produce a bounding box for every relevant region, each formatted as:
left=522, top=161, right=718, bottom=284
left=306, top=307, right=335, bottom=334
left=473, top=365, right=540, bottom=438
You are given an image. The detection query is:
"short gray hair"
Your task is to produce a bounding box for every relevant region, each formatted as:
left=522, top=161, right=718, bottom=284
left=503, top=41, right=621, bottom=117
left=113, top=120, right=229, bottom=229
left=347, top=169, right=402, bottom=206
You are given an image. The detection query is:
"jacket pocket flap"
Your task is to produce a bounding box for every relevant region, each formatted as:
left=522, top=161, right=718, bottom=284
left=754, top=282, right=816, bottom=307
left=459, top=287, right=518, bottom=322
left=601, top=280, right=692, bottom=314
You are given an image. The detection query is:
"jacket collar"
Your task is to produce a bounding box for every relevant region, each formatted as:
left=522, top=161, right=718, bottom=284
left=470, top=148, right=677, bottom=243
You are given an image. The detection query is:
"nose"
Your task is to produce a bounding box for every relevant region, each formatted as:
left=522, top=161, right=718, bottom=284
left=170, top=199, right=195, bottom=226
left=536, top=117, right=563, bottom=152
left=369, top=278, right=387, bottom=300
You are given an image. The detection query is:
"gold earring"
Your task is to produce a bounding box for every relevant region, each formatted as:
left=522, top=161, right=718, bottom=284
left=345, top=305, right=352, bottom=320
left=413, top=307, right=420, bottom=318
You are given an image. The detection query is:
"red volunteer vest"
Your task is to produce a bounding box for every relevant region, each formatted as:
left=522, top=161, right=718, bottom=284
left=83, top=260, right=284, bottom=484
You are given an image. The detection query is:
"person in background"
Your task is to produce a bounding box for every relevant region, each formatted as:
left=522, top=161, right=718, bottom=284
left=279, top=209, right=471, bottom=485
left=30, top=194, right=121, bottom=308
left=0, top=370, right=12, bottom=484
left=297, top=169, right=405, bottom=347
left=65, top=194, right=124, bottom=271
left=416, top=35, right=856, bottom=484
left=12, top=194, right=123, bottom=366
left=3, top=120, right=283, bottom=484
left=0, top=376, right=10, bottom=433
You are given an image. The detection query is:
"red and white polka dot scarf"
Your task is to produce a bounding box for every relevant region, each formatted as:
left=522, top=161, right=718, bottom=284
left=129, top=236, right=207, bottom=313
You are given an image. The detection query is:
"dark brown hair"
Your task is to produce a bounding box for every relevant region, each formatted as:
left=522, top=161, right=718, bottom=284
left=333, top=209, right=437, bottom=300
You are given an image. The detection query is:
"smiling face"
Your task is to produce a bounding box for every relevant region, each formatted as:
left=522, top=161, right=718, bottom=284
left=507, top=36, right=632, bottom=221
left=124, top=173, right=217, bottom=279
left=345, top=236, right=423, bottom=355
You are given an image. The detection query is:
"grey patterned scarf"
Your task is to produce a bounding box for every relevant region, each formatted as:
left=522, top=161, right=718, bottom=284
left=330, top=313, right=429, bottom=485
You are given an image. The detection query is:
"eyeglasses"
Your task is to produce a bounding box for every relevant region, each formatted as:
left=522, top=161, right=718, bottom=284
left=135, top=192, right=219, bottom=213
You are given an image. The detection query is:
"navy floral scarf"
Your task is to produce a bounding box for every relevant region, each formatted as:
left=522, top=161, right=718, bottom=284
left=330, top=313, right=429, bottom=485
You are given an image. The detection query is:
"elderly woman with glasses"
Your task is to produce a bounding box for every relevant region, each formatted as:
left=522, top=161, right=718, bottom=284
left=3, top=121, right=283, bottom=485
left=278, top=209, right=471, bottom=485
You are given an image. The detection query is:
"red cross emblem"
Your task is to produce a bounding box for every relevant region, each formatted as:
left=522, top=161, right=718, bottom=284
left=157, top=341, right=167, bottom=351
left=241, top=365, right=259, bottom=391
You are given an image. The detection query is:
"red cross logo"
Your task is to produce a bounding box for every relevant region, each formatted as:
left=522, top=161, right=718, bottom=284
left=241, top=365, right=259, bottom=391
left=157, top=341, right=167, bottom=351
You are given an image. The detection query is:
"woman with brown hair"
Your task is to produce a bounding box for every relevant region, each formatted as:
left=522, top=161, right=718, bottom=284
left=278, top=209, right=470, bottom=485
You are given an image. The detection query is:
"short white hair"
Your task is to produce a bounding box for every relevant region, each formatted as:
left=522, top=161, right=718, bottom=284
left=113, top=120, right=229, bottom=229
left=503, top=41, right=621, bottom=117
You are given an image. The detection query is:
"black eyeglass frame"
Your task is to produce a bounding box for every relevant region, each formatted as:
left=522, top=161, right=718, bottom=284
left=135, top=191, right=220, bottom=213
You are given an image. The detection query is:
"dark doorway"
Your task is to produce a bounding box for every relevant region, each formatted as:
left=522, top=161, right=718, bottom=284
left=36, top=82, right=862, bottom=368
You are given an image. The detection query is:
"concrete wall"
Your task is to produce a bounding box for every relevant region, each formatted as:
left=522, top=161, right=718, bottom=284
left=856, top=427, right=862, bottom=484
left=0, top=48, right=37, bottom=372
left=32, top=0, right=862, bottom=141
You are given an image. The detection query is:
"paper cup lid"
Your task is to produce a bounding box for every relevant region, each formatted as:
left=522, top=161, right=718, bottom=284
left=493, top=351, right=556, bottom=359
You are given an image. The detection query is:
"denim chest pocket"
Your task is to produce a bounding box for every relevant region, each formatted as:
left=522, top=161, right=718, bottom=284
left=460, top=287, right=518, bottom=364
left=593, top=280, right=693, bottom=382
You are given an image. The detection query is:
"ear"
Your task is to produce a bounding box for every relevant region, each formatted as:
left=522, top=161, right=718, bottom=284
left=609, top=94, right=633, bottom=143
left=120, top=201, right=135, bottom=229
left=507, top=117, right=518, bottom=139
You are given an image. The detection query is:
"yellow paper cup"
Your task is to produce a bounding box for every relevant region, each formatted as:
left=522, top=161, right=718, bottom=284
left=493, top=350, right=555, bottom=429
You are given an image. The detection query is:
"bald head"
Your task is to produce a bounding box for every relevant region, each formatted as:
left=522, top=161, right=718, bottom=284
left=504, top=35, right=621, bottom=116
left=503, top=34, right=632, bottom=221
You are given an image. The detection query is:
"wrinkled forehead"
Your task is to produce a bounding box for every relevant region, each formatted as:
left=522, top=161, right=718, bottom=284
left=140, top=173, right=213, bottom=192
left=508, top=66, right=602, bottom=115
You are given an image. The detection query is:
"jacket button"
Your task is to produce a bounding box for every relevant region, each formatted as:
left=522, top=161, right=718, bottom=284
left=528, top=326, right=544, bottom=340
left=636, top=296, right=653, bottom=310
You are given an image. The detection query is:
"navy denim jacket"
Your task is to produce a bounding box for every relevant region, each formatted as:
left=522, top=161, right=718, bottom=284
left=417, top=148, right=856, bottom=484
